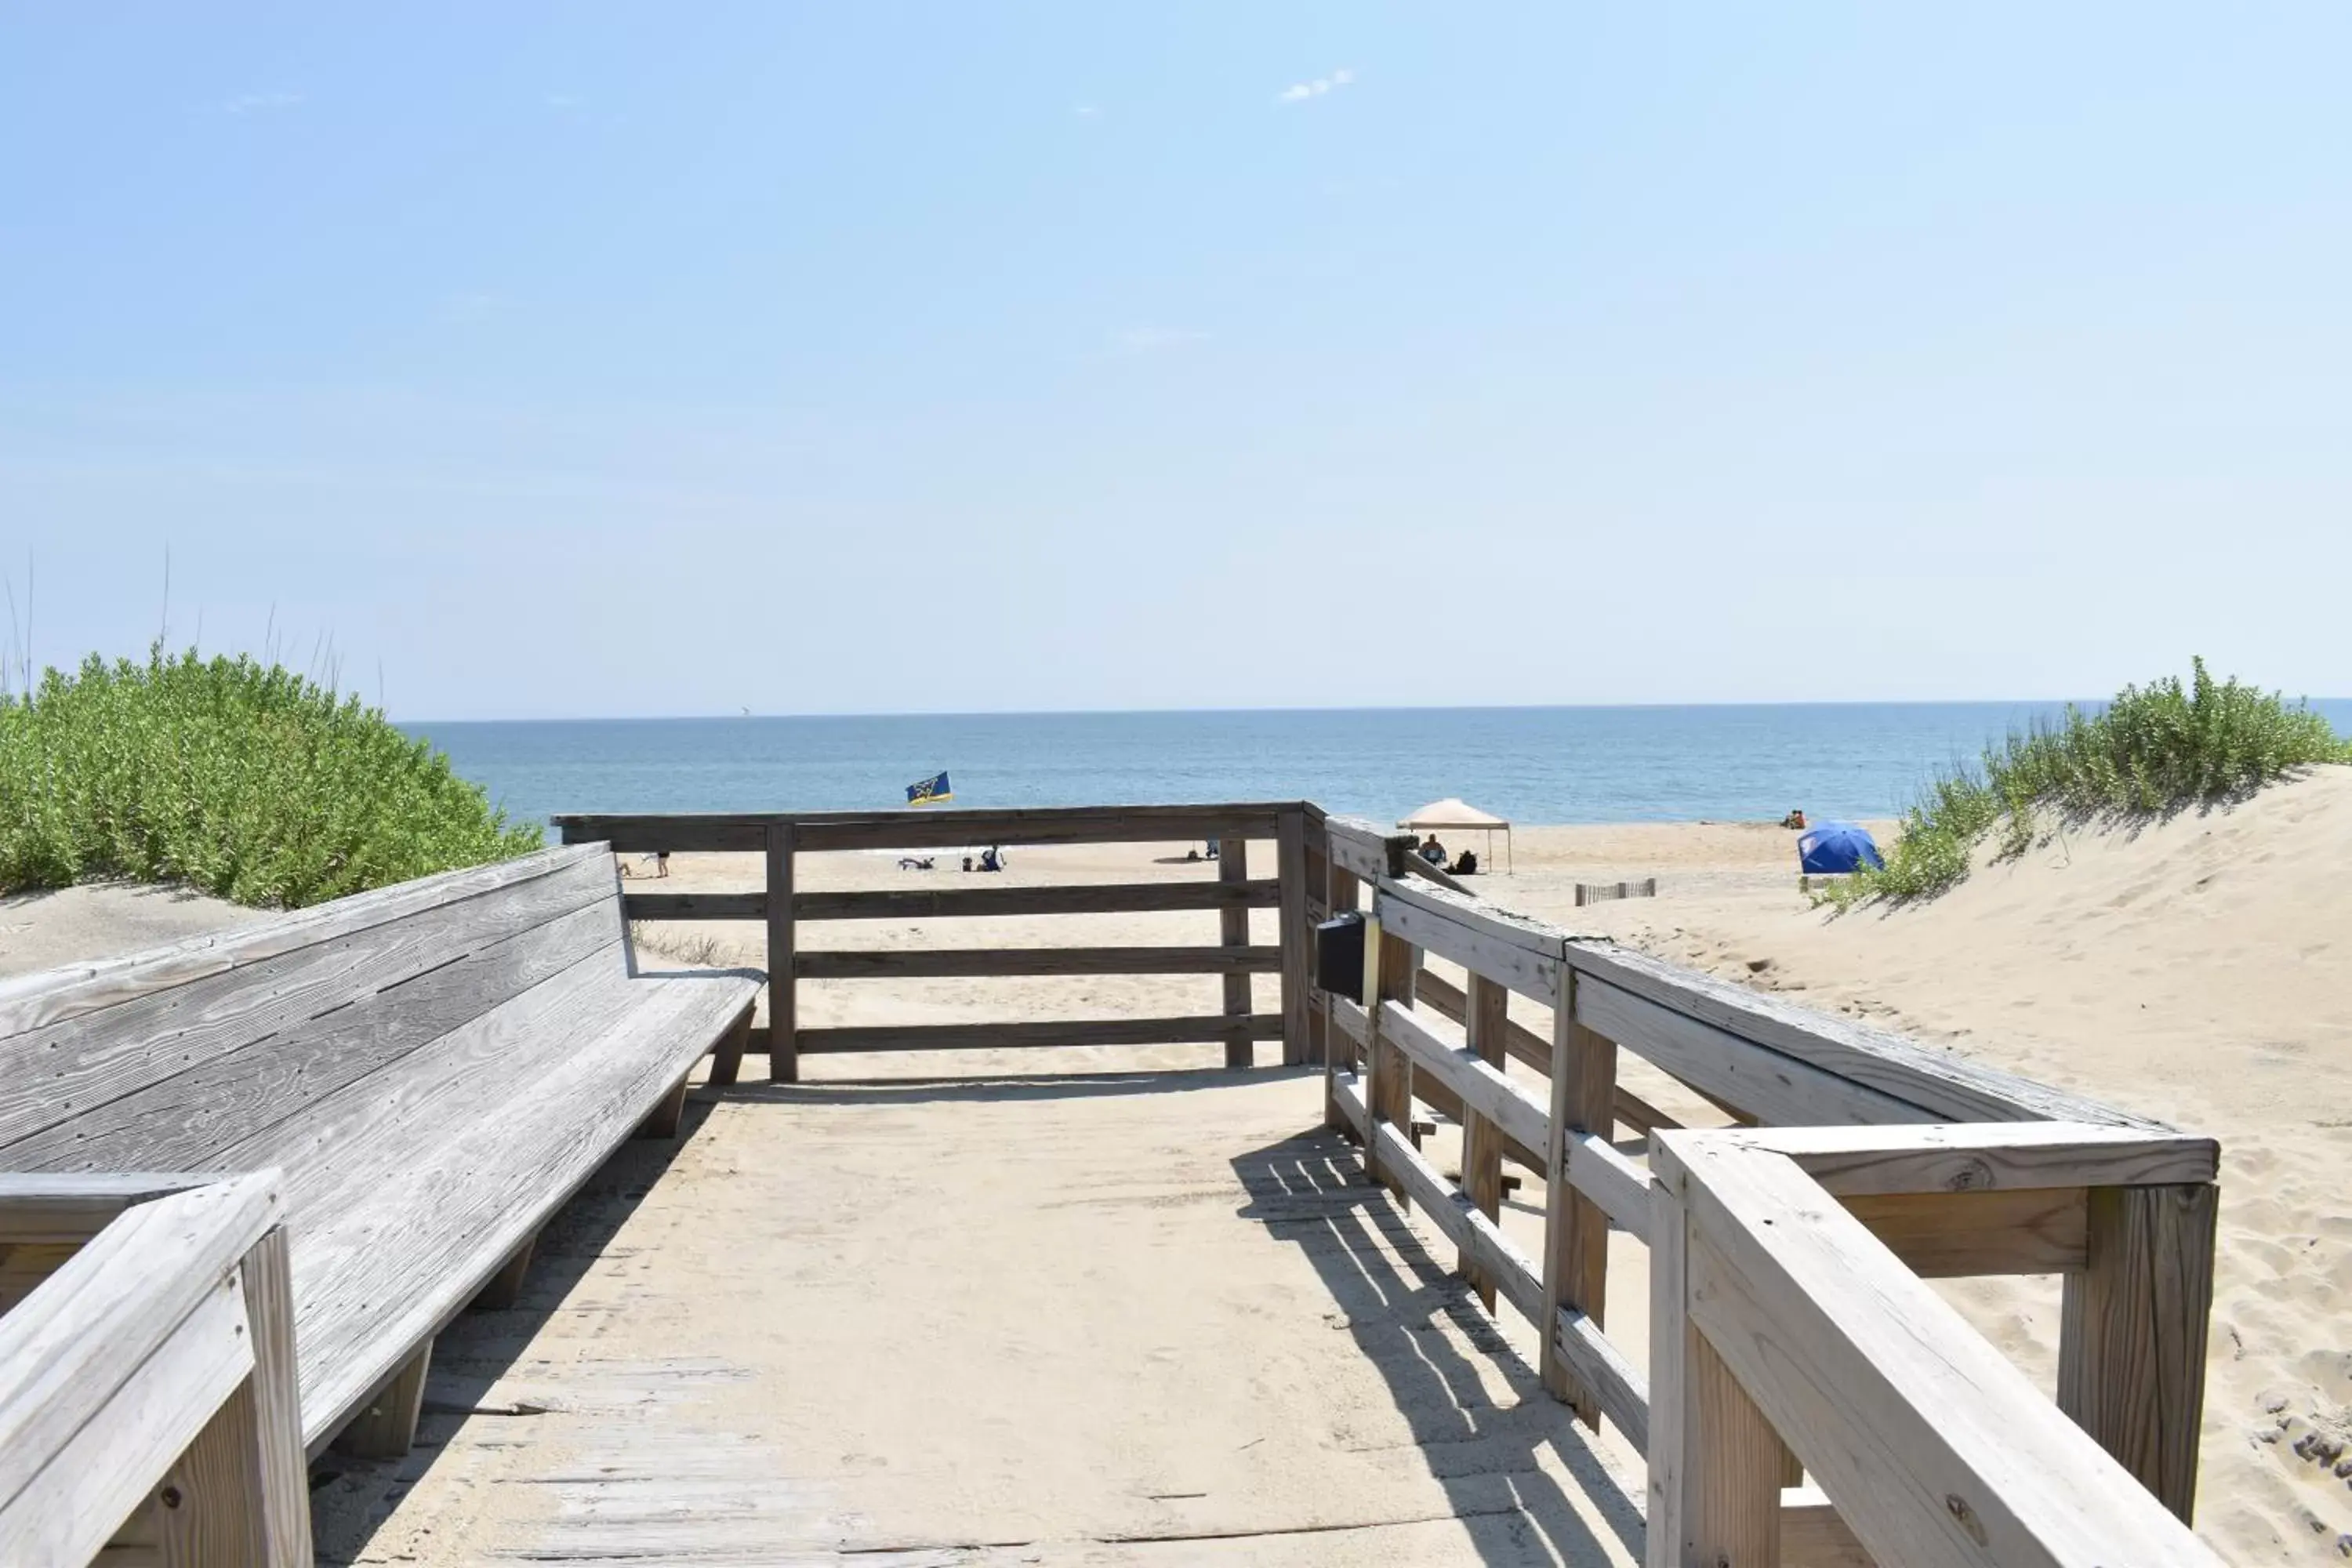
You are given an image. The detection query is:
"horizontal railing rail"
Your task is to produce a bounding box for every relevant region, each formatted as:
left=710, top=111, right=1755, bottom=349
left=0, top=1172, right=310, bottom=1567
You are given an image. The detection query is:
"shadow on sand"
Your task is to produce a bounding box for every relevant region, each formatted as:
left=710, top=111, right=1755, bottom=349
left=1232, top=1127, right=1646, bottom=1566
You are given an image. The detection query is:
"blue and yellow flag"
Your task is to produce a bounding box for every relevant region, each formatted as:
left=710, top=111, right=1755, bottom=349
left=906, top=771, right=953, bottom=807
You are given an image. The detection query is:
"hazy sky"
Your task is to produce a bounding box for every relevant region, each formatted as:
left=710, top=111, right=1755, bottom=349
left=3, top=5, right=2346, bottom=720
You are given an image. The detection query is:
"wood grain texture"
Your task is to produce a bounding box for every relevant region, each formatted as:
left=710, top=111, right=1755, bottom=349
left=793, top=945, right=1280, bottom=978
left=156, top=1377, right=268, bottom=1566
left=797, top=879, right=1281, bottom=922
left=1376, top=999, right=1551, bottom=1171
left=765, top=822, right=797, bottom=1083
left=1414, top=967, right=1679, bottom=1134
left=706, top=1004, right=753, bottom=1088
left=1727, top=1122, right=2219, bottom=1196
left=635, top=1073, right=691, bottom=1139
left=1323, top=815, right=1415, bottom=880
left=1839, top=1187, right=2089, bottom=1278
left=1540, top=975, right=1617, bottom=1422
left=2056, top=1182, right=2219, bottom=1523
left=1783, top=1489, right=1877, bottom=1568
left=1363, top=924, right=1417, bottom=1199
left=234, top=1225, right=310, bottom=1568
left=1219, top=837, right=1253, bottom=1069
left=1555, top=1305, right=1651, bottom=1454
left=1321, top=864, right=1362, bottom=1136
left=1460, top=974, right=1510, bottom=1309
left=1277, top=806, right=1312, bottom=1066
left=796, top=1014, right=1285, bottom=1054
left=0, top=1174, right=216, bottom=1245
left=1691, top=1329, right=1786, bottom=1567
left=1645, top=1176, right=1693, bottom=1568
left=1373, top=880, right=1562, bottom=1005
left=1566, top=1130, right=1651, bottom=1240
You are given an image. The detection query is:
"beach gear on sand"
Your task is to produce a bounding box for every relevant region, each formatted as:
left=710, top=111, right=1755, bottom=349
left=1798, top=821, right=1883, bottom=875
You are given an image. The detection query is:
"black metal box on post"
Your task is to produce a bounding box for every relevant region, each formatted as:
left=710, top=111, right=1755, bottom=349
left=1314, top=912, right=1367, bottom=1000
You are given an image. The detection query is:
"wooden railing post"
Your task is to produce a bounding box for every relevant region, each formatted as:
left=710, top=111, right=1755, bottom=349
left=1218, top=836, right=1251, bottom=1069
left=1302, top=827, right=1331, bottom=1069
left=1459, top=974, right=1510, bottom=1310
left=1323, top=863, right=1361, bottom=1136
left=1541, top=965, right=1620, bottom=1421
left=1276, top=807, right=1311, bottom=1067
left=766, top=821, right=797, bottom=1083
left=2057, top=1181, right=2219, bottom=1521
left=1362, top=920, right=1416, bottom=1198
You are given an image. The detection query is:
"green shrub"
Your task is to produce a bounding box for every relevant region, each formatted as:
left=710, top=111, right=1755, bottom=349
left=1826, top=659, right=2350, bottom=908
left=0, top=648, right=541, bottom=908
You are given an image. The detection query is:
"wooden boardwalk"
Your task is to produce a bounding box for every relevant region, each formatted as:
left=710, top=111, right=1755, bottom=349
left=312, top=1065, right=1646, bottom=1566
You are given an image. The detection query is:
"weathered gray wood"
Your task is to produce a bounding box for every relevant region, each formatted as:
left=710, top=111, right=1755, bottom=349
left=797, top=879, right=1282, bottom=922
left=6, top=902, right=619, bottom=1173
left=1329, top=1068, right=1370, bottom=1144
left=1323, top=815, right=1416, bottom=880
left=1782, top=1488, right=1877, bottom=1568
left=636, top=1073, right=691, bottom=1139
left=1566, top=1129, right=1651, bottom=1240
left=1375, top=999, right=1552, bottom=1171
left=793, top=945, right=1281, bottom=979
left=235, top=1226, right=311, bottom=1567
left=1725, top=1121, right=2219, bottom=1196
left=1323, top=865, right=1362, bottom=1135
left=1541, top=971, right=1617, bottom=1422
left=1577, top=975, right=1940, bottom=1130
left=706, top=1003, right=753, bottom=1087
left=1414, top=967, right=1680, bottom=1134
left=0, top=851, right=616, bottom=1155
left=333, top=1339, right=430, bottom=1459
left=2057, top=1182, right=2218, bottom=1523
left=1303, top=837, right=1331, bottom=1070
left=1374, top=880, right=1562, bottom=1005
left=553, top=803, right=1295, bottom=855
left=0, top=1174, right=216, bottom=1244
left=1278, top=806, right=1312, bottom=1067
left=622, top=891, right=767, bottom=921
left=1219, top=838, right=1253, bottom=1069
left=1690, top=1328, right=1787, bottom=1566
left=471, top=1232, right=535, bottom=1312
left=1555, top=1305, right=1651, bottom=1453
left=1646, top=1169, right=1694, bottom=1568
left=1840, top=1187, right=2090, bottom=1277
left=1460, top=974, right=1511, bottom=1308
left=797, top=1014, right=1286, bottom=1054
left=1362, top=921, right=1417, bottom=1199
left=156, top=1377, right=269, bottom=1566
left=766, top=822, right=797, bottom=1084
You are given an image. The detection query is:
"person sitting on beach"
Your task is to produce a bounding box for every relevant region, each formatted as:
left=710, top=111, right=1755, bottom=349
left=1781, top=809, right=1807, bottom=830
left=1450, top=849, right=1478, bottom=876
left=978, top=845, right=1004, bottom=873
left=1420, top=835, right=1446, bottom=866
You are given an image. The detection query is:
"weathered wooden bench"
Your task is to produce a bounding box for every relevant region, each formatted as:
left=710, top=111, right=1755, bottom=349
left=0, top=843, right=760, bottom=1463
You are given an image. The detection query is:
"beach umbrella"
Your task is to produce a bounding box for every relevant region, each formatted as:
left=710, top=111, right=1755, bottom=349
left=1797, top=821, right=1883, bottom=876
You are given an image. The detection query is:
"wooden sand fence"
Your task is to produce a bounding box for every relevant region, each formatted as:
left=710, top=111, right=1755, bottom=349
left=551, top=801, right=2223, bottom=1566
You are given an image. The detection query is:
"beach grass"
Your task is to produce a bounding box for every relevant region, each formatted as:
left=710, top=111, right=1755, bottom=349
left=0, top=648, right=541, bottom=908
left=1826, top=658, right=2351, bottom=907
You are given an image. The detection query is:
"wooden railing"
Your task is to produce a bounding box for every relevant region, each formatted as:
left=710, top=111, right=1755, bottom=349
left=551, top=803, right=1323, bottom=1083
left=0, top=1172, right=311, bottom=1566
left=1314, top=814, right=2222, bottom=1565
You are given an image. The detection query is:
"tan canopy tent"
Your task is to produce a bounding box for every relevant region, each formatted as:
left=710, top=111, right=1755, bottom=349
left=1397, top=797, right=1512, bottom=873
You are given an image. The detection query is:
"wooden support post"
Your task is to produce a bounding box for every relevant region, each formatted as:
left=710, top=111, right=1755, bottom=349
left=766, top=822, right=797, bottom=1083
left=707, top=1004, right=752, bottom=1088
left=237, top=1227, right=313, bottom=1566
left=1276, top=807, right=1312, bottom=1067
left=335, top=1339, right=432, bottom=1461
left=158, top=1378, right=270, bottom=1566
left=1363, top=924, right=1416, bottom=1197
left=1323, top=864, right=1361, bottom=1135
left=1303, top=837, right=1330, bottom=1068
left=1690, top=1332, right=1787, bottom=1566
left=1541, top=968, right=1620, bottom=1421
left=636, top=1071, right=691, bottom=1139
left=1646, top=1175, right=1693, bottom=1568
left=1459, top=973, right=1511, bottom=1311
left=2057, top=1181, right=2219, bottom=1522
left=472, top=1232, right=536, bottom=1312
left=1219, top=837, right=1252, bottom=1069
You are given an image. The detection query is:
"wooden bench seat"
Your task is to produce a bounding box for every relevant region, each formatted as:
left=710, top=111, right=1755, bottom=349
left=0, top=844, right=760, bottom=1458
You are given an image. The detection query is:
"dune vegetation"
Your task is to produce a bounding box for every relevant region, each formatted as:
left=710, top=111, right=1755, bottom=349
left=1827, top=658, right=2352, bottom=907
left=0, top=648, right=540, bottom=909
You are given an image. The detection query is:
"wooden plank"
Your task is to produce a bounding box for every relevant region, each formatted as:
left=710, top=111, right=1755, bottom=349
left=1691, top=1328, right=1787, bottom=1566
left=1563, top=936, right=2162, bottom=1131
left=0, top=844, right=610, bottom=1038
left=1460, top=974, right=1511, bottom=1309
left=1323, top=864, right=1362, bottom=1133
left=0, top=1263, right=257, bottom=1568
left=2057, top=1182, right=2219, bottom=1523
left=1783, top=1489, right=1876, bottom=1568
left=5, top=901, right=622, bottom=1173
left=1329, top=1071, right=1370, bottom=1144
left=1567, top=1131, right=1651, bottom=1240
left=1278, top=807, right=1312, bottom=1067
left=766, top=822, right=797, bottom=1084
left=1374, top=880, right=1562, bottom=1005
left=1303, top=839, right=1330, bottom=1070
left=1324, top=815, right=1414, bottom=880
left=554, top=815, right=768, bottom=851
left=0, top=852, right=618, bottom=1154
left=1726, top=1121, right=2219, bottom=1196
left=1220, top=838, right=1253, bottom=1069
left=622, top=891, right=766, bottom=921
left=0, top=1174, right=216, bottom=1245
left=1402, top=1060, right=1544, bottom=1174
left=793, top=945, right=1282, bottom=978
left=1363, top=921, right=1417, bottom=1199
left=797, top=879, right=1280, bottom=920
left=1540, top=972, right=1617, bottom=1422
left=706, top=1003, right=753, bottom=1088
left=1376, top=1000, right=1552, bottom=1170
left=332, top=1339, right=430, bottom=1460
left=1646, top=1174, right=1694, bottom=1568
left=634, top=1072, right=691, bottom=1139
left=1840, top=1188, right=2089, bottom=1278
left=0, top=1173, right=280, bottom=1512
left=1554, top=1305, right=1651, bottom=1453
left=1577, top=975, right=1940, bottom=1130
left=1662, top=1133, right=2225, bottom=1568
left=796, top=1014, right=1286, bottom=1053
left=1414, top=967, right=1679, bottom=1134
left=1365, top=1118, right=1545, bottom=1327
left=234, top=1226, right=310, bottom=1568
left=157, top=1377, right=269, bottom=1566
left=471, top=1232, right=535, bottom=1312
left=790, top=803, right=1290, bottom=852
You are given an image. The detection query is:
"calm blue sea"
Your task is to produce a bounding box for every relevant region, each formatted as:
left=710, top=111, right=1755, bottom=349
left=403, top=700, right=2352, bottom=840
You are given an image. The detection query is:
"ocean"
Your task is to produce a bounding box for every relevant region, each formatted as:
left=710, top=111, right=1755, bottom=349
left=401, top=700, right=2352, bottom=839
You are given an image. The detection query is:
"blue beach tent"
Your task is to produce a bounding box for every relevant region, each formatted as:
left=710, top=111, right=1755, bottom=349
left=1798, top=821, right=1883, bottom=876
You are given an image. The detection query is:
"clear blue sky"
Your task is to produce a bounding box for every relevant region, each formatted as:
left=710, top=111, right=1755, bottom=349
left=3, top=5, right=2345, bottom=720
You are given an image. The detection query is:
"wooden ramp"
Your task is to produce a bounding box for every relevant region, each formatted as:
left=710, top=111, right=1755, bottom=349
left=313, top=1065, right=1644, bottom=1566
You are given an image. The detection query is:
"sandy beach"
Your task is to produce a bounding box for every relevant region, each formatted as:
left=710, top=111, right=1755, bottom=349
left=10, top=779, right=2348, bottom=1562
